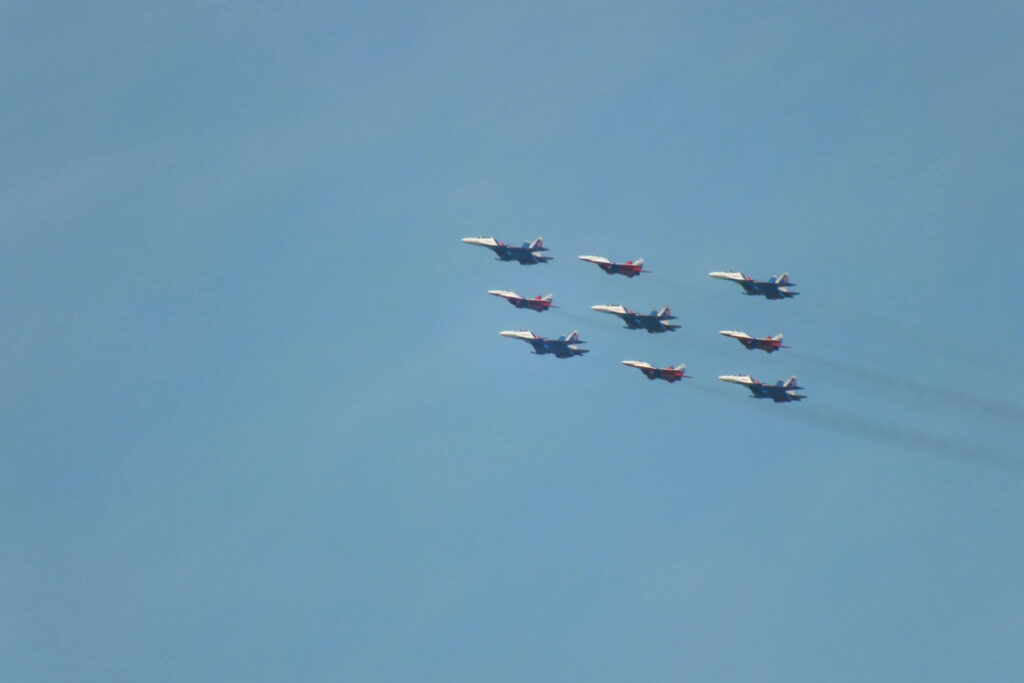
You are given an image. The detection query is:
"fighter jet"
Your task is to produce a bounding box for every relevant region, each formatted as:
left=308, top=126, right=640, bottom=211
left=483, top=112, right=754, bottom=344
left=719, top=330, right=788, bottom=353
left=591, top=304, right=679, bottom=333
left=500, top=330, right=588, bottom=358
left=708, top=271, right=798, bottom=299
left=462, top=236, right=551, bottom=265
left=718, top=374, right=806, bottom=402
left=578, top=255, right=649, bottom=278
left=488, top=290, right=556, bottom=312
left=621, top=360, right=690, bottom=383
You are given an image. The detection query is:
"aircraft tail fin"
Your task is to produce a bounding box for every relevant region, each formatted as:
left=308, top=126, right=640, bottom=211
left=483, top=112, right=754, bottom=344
left=528, top=237, right=544, bottom=251
left=657, top=305, right=672, bottom=319
left=783, top=376, right=798, bottom=389
left=565, top=330, right=581, bottom=344
left=772, top=333, right=783, bottom=341
left=775, top=272, right=790, bottom=285
left=540, top=293, right=553, bottom=301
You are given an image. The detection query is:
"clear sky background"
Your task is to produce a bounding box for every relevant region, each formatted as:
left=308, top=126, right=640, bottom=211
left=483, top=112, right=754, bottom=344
left=3, top=2, right=1024, bottom=681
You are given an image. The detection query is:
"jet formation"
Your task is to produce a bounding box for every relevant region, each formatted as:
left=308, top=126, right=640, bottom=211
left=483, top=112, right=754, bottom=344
left=463, top=236, right=806, bottom=401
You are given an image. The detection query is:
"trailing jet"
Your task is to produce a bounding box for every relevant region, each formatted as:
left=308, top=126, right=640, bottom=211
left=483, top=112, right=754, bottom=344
left=621, top=360, right=690, bottom=383
left=488, top=290, right=556, bottom=312
left=578, top=255, right=649, bottom=278
left=500, top=330, right=588, bottom=358
left=591, top=304, right=679, bottom=333
left=709, top=271, right=798, bottom=299
left=718, top=374, right=806, bottom=402
left=462, top=236, right=551, bottom=265
left=719, top=330, right=788, bottom=353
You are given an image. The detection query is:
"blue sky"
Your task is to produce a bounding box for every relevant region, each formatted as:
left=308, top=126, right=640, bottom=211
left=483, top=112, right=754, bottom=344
left=3, top=2, right=1024, bottom=681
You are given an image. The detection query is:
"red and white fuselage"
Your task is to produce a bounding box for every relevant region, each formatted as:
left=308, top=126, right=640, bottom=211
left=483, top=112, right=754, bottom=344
left=579, top=255, right=649, bottom=278
left=719, top=330, right=788, bottom=353
left=621, top=360, right=690, bottom=383
left=488, top=290, right=556, bottom=312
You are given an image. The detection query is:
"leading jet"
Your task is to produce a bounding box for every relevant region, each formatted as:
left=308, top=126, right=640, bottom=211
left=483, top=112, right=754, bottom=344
left=488, top=290, right=556, bottom=312
left=709, top=271, right=798, bottom=299
left=578, top=255, right=649, bottom=278
left=621, top=360, right=690, bottom=383
left=718, top=374, right=806, bottom=402
left=719, top=330, right=788, bottom=353
left=591, top=304, right=679, bottom=333
left=500, top=330, right=588, bottom=358
left=462, top=236, right=551, bottom=265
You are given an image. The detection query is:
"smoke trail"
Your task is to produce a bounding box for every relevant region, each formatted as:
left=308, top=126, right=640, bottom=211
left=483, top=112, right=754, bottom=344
left=647, top=273, right=700, bottom=291
left=687, top=380, right=1018, bottom=469
left=553, top=307, right=626, bottom=332
left=551, top=307, right=595, bottom=324
left=791, top=350, right=1024, bottom=424
left=646, top=274, right=707, bottom=301
left=781, top=404, right=1021, bottom=472
left=685, top=380, right=743, bottom=404
left=671, top=374, right=1019, bottom=470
